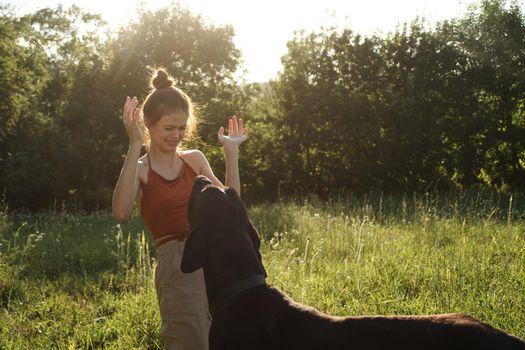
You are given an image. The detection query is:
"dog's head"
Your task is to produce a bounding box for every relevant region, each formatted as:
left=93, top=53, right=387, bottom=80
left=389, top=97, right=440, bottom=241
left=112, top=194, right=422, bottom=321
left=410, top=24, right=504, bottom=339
left=181, top=176, right=266, bottom=304
left=187, top=175, right=251, bottom=240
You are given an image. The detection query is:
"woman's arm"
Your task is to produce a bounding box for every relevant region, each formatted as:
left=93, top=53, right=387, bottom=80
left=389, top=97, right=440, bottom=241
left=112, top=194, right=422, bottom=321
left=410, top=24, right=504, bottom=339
left=112, top=142, right=142, bottom=220
left=223, top=147, right=240, bottom=195
left=218, top=116, right=248, bottom=196
left=112, top=96, right=144, bottom=220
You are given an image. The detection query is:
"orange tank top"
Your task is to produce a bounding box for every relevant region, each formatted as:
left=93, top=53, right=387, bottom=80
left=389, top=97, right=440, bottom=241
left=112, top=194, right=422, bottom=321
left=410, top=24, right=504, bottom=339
left=140, top=153, right=197, bottom=246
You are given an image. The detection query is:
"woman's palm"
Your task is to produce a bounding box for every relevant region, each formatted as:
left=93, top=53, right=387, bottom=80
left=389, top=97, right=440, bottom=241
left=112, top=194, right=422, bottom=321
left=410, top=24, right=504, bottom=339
left=218, top=116, right=248, bottom=149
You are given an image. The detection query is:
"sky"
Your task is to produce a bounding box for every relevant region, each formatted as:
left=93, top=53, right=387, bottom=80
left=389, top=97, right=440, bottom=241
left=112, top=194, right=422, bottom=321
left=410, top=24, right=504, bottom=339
left=1, top=0, right=492, bottom=82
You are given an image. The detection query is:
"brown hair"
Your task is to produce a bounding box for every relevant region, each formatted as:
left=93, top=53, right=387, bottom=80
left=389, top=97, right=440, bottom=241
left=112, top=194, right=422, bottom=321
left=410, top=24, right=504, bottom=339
left=141, top=68, right=199, bottom=148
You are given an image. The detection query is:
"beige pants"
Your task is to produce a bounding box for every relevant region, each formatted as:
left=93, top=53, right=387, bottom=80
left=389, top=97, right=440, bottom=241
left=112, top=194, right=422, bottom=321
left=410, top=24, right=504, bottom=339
left=155, top=239, right=211, bottom=350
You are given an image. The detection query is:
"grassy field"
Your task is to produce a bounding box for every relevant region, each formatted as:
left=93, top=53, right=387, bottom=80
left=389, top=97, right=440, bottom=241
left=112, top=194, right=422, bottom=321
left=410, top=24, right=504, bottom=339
left=1, top=191, right=524, bottom=349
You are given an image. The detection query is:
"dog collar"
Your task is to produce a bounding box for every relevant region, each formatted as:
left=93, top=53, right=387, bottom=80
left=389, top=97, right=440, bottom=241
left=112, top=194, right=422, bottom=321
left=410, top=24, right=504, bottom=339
left=210, top=274, right=267, bottom=318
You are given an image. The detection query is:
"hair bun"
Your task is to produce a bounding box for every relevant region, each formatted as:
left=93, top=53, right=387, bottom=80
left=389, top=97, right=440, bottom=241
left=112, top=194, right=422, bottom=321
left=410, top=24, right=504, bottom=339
left=151, top=69, right=174, bottom=90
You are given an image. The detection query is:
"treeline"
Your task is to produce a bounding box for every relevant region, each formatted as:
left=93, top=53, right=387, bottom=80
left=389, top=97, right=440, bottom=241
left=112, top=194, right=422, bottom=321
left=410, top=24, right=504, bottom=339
left=0, top=0, right=524, bottom=211
left=0, top=3, right=250, bottom=210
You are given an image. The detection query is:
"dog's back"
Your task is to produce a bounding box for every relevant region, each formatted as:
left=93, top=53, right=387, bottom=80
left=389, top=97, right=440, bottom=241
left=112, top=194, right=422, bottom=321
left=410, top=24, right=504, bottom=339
left=331, top=313, right=525, bottom=350
left=218, top=285, right=525, bottom=350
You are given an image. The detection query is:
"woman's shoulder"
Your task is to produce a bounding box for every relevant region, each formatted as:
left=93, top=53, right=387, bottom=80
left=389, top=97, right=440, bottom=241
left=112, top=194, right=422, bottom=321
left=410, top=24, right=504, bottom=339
left=178, top=149, right=206, bottom=160
left=178, top=149, right=207, bottom=174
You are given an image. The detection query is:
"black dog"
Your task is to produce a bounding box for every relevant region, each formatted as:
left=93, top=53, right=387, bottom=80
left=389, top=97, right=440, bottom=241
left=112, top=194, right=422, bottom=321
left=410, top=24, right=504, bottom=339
left=181, top=176, right=525, bottom=350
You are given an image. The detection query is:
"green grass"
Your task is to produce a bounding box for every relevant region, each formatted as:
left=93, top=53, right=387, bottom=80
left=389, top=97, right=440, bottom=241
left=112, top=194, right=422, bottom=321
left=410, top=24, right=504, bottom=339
left=1, top=191, right=524, bottom=349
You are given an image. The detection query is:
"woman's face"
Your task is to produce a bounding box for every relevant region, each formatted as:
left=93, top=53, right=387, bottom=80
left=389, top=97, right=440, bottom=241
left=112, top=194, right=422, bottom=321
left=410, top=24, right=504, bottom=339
left=146, top=111, right=188, bottom=152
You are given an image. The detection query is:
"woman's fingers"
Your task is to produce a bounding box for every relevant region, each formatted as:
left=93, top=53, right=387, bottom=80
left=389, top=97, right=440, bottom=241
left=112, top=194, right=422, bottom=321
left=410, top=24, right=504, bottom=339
left=232, top=116, right=239, bottom=134
left=228, top=118, right=233, bottom=136
left=121, top=96, right=144, bottom=143
left=132, top=107, right=140, bottom=122
left=217, top=126, right=225, bottom=143
left=219, top=116, right=248, bottom=142
left=123, top=97, right=131, bottom=118
left=123, top=96, right=138, bottom=121
left=125, top=96, right=134, bottom=114
left=238, top=117, right=244, bottom=134
left=226, top=116, right=244, bottom=136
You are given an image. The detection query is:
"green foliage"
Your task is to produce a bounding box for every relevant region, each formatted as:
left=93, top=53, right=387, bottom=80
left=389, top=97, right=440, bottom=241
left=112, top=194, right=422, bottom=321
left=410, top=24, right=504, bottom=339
left=0, top=209, right=160, bottom=348
left=264, top=0, right=525, bottom=197
left=0, top=3, right=246, bottom=211
left=453, top=0, right=525, bottom=189
left=1, top=0, right=525, bottom=209
left=0, top=195, right=523, bottom=348
left=256, top=192, right=525, bottom=336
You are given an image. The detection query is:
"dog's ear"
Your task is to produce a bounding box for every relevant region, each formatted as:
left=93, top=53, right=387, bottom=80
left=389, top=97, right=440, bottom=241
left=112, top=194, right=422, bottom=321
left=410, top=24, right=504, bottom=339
left=247, top=222, right=262, bottom=251
left=225, top=187, right=249, bottom=223
left=225, top=188, right=259, bottom=248
left=225, top=188, right=267, bottom=277
left=188, top=175, right=213, bottom=222
left=182, top=179, right=213, bottom=273
left=181, top=217, right=209, bottom=273
left=248, top=222, right=267, bottom=277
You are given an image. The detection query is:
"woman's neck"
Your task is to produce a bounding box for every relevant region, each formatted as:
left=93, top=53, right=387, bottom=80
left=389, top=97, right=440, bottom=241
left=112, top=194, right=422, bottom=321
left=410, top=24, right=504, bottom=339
left=148, top=146, right=179, bottom=168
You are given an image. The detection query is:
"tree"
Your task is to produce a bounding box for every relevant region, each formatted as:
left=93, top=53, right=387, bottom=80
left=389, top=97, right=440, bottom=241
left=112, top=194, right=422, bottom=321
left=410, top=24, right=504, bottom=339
left=453, top=0, right=525, bottom=190
left=272, top=0, right=525, bottom=194
left=1, top=3, right=249, bottom=210
left=0, top=7, right=59, bottom=209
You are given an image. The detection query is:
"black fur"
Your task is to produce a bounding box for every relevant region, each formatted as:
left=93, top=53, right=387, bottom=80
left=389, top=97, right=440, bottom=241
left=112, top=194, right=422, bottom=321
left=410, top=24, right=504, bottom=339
left=181, top=175, right=525, bottom=350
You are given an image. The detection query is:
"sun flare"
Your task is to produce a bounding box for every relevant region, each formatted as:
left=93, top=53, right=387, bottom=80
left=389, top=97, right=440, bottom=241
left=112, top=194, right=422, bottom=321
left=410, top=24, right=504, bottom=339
left=3, top=0, right=471, bottom=82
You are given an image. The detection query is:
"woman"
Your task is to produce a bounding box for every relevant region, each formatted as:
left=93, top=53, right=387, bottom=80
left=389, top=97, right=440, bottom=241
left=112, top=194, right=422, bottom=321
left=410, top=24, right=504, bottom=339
left=112, top=68, right=248, bottom=349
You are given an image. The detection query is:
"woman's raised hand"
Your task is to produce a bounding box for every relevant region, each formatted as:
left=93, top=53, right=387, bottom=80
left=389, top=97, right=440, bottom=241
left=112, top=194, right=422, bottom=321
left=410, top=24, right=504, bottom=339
left=218, top=116, right=249, bottom=151
left=122, top=96, right=143, bottom=145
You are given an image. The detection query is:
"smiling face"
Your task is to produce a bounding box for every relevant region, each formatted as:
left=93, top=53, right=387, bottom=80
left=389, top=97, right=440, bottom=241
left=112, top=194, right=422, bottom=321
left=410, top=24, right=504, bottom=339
left=146, top=111, right=188, bottom=152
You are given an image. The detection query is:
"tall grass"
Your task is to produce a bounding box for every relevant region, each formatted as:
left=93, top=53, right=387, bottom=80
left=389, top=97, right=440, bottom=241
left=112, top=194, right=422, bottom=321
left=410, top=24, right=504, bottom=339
left=0, top=191, right=523, bottom=348
left=250, top=191, right=524, bottom=335
left=0, top=207, right=160, bottom=349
